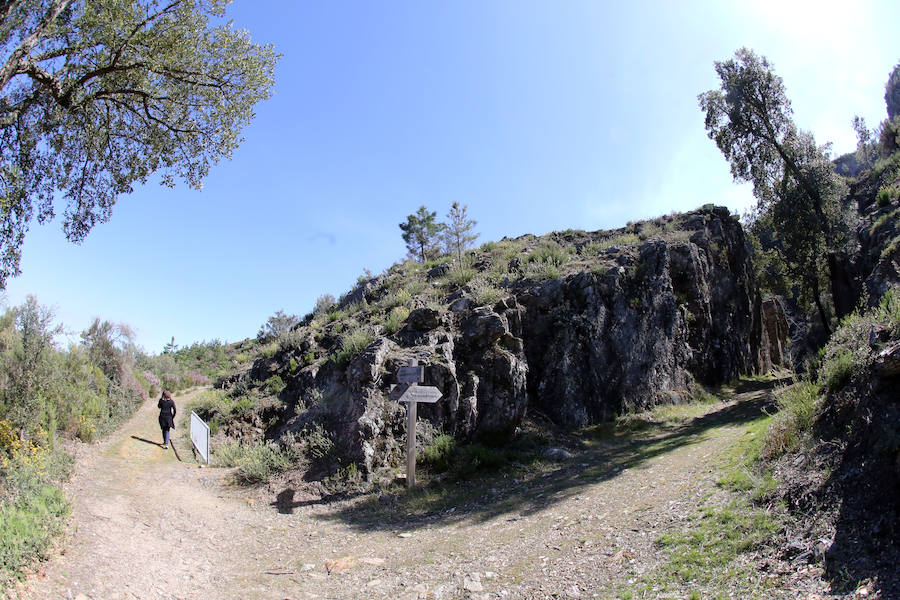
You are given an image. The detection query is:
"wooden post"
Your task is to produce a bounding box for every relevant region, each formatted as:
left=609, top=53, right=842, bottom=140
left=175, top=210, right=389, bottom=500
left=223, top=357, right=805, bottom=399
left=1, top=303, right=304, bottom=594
left=393, top=359, right=438, bottom=490
left=406, top=359, right=418, bottom=489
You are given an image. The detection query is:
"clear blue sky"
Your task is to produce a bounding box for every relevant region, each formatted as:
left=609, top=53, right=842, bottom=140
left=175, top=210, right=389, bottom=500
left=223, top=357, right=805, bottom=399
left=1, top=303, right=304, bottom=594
left=3, top=0, right=898, bottom=353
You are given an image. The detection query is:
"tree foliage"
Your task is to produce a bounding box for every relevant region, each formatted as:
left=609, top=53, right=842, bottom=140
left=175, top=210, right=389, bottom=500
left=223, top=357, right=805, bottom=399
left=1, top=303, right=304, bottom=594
left=80, top=318, right=133, bottom=381
left=699, top=48, right=855, bottom=329
left=257, top=309, right=299, bottom=341
left=443, top=201, right=479, bottom=268
left=886, top=61, right=900, bottom=120
left=0, top=0, right=278, bottom=286
left=399, top=205, right=444, bottom=263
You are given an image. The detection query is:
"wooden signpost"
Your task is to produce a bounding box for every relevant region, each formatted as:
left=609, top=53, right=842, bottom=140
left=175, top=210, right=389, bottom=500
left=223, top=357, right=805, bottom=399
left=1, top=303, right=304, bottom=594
left=393, top=359, right=441, bottom=488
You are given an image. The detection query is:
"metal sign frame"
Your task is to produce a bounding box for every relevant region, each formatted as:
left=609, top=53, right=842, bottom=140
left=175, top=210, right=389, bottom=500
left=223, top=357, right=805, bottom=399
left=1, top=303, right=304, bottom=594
left=190, top=411, right=210, bottom=465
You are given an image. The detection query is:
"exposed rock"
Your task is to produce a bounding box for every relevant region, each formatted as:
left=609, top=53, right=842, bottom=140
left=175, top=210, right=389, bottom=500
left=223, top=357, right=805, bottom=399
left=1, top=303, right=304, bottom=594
left=542, top=447, right=574, bottom=461
left=763, top=297, right=790, bottom=368
left=240, top=206, right=780, bottom=475
left=428, top=262, right=452, bottom=279
left=875, top=342, right=900, bottom=377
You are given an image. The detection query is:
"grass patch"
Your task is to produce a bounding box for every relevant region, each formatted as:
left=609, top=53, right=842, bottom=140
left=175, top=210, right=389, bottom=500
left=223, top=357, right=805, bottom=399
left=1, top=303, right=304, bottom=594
left=616, top=395, right=782, bottom=599
left=600, top=385, right=721, bottom=435
left=760, top=381, right=819, bottom=461
left=213, top=440, right=290, bottom=485
left=634, top=498, right=778, bottom=598
left=331, top=327, right=375, bottom=367
left=442, top=267, right=476, bottom=289
left=526, top=241, right=569, bottom=268
left=470, top=277, right=503, bottom=306
left=384, top=306, right=410, bottom=335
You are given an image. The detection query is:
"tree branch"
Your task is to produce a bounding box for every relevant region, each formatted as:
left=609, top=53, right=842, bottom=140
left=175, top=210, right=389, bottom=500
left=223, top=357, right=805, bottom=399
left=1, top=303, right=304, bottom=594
left=0, top=0, right=74, bottom=93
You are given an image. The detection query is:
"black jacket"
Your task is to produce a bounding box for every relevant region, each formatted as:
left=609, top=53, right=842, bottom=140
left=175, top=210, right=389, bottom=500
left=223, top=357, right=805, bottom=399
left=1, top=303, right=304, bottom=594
left=158, top=397, right=176, bottom=429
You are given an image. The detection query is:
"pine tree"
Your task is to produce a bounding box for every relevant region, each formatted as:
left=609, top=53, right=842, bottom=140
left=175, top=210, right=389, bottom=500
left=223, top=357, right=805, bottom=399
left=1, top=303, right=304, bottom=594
left=399, top=206, right=443, bottom=263
left=444, top=202, right=479, bottom=268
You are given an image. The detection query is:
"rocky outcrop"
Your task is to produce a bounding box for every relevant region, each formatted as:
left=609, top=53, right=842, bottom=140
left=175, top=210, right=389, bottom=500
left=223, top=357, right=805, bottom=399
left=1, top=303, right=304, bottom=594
left=241, top=206, right=788, bottom=475
left=763, top=297, right=790, bottom=368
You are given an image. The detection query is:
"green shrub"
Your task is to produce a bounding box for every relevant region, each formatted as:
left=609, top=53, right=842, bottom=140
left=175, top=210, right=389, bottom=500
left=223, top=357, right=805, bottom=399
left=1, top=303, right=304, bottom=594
left=876, top=185, right=898, bottom=207
left=264, top=375, right=286, bottom=395
left=326, top=308, right=346, bottom=323
left=523, top=261, right=560, bottom=281
left=384, top=306, right=410, bottom=335
left=302, top=423, right=335, bottom=460
left=527, top=241, right=569, bottom=268
left=453, top=443, right=508, bottom=478
left=422, top=434, right=456, bottom=473
left=212, top=440, right=289, bottom=485
left=230, top=396, right=255, bottom=418
left=0, top=484, right=69, bottom=580
left=0, top=435, right=72, bottom=582
left=595, top=232, right=640, bottom=251
left=820, top=348, right=855, bottom=391
left=332, top=327, right=375, bottom=367
left=816, top=288, right=900, bottom=394
left=579, top=241, right=603, bottom=256
left=870, top=211, right=896, bottom=234
left=444, top=267, right=476, bottom=289
left=470, top=278, right=503, bottom=306
left=380, top=288, right=413, bottom=311
left=277, top=329, right=306, bottom=353
left=760, top=382, right=820, bottom=460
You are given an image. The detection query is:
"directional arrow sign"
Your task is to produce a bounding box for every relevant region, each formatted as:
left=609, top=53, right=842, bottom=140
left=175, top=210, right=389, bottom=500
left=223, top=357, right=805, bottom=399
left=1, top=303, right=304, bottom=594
left=397, top=365, right=424, bottom=384
left=398, top=385, right=441, bottom=404
left=389, top=383, right=410, bottom=401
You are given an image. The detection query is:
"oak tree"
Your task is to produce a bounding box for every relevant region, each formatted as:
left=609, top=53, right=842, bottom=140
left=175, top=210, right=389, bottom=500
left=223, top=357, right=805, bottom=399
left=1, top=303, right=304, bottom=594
left=699, top=48, right=855, bottom=330
left=0, top=0, right=278, bottom=286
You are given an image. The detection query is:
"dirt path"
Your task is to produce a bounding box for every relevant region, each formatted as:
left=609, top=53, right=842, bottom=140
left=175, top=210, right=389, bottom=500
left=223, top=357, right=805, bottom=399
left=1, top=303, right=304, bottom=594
left=20, top=380, right=824, bottom=600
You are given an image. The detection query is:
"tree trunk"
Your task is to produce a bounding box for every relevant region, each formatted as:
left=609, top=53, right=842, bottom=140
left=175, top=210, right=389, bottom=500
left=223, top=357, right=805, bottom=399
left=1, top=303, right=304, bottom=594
left=828, top=252, right=856, bottom=320
left=0, top=0, right=73, bottom=92
left=769, top=135, right=853, bottom=321
left=811, top=275, right=832, bottom=336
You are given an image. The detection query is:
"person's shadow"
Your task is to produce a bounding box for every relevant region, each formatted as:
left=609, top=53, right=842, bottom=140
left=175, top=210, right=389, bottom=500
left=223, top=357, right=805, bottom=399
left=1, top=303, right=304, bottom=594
left=130, top=435, right=182, bottom=461
left=131, top=435, right=162, bottom=447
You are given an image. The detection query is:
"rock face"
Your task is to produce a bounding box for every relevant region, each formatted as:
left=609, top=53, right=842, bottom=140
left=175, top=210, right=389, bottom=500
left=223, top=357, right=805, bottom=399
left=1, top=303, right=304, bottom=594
left=243, top=206, right=788, bottom=475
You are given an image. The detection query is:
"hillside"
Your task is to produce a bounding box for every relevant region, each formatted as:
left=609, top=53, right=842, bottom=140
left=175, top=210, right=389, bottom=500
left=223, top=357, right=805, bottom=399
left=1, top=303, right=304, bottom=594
left=197, top=205, right=789, bottom=480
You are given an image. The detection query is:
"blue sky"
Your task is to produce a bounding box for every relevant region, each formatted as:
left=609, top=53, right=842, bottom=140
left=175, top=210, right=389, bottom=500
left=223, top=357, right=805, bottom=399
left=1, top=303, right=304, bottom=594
left=3, top=0, right=899, bottom=353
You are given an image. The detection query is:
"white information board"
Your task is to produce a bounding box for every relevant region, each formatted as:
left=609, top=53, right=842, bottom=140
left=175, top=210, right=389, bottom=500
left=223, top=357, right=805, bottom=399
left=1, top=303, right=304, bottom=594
left=190, top=411, right=210, bottom=464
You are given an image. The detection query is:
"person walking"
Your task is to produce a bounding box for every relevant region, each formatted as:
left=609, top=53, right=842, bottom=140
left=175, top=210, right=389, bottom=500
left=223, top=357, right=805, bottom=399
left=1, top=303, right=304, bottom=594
left=158, top=390, right=177, bottom=449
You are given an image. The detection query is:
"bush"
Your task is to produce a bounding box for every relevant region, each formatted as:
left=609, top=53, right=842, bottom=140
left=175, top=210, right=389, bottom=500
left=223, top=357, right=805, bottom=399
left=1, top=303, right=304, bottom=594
left=816, top=287, right=900, bottom=393
left=470, top=278, right=503, bottom=306
left=523, top=260, right=560, bottom=281
left=332, top=327, right=375, bottom=367
left=0, top=432, right=72, bottom=582
left=264, top=375, right=285, bottom=395
left=384, top=306, right=410, bottom=335
left=302, top=423, right=335, bottom=460
left=212, top=440, right=289, bottom=485
left=422, top=434, right=456, bottom=473
left=820, top=348, right=855, bottom=391
left=444, top=267, right=476, bottom=289
left=454, top=444, right=509, bottom=478
left=380, top=288, right=413, bottom=311
left=527, top=241, right=569, bottom=268
left=876, top=185, right=898, bottom=207
left=761, top=382, right=820, bottom=460
left=277, top=328, right=307, bottom=353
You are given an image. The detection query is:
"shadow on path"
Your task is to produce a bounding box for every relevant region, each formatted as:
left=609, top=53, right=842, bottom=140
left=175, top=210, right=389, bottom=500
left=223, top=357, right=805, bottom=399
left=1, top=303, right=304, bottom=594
left=296, top=376, right=786, bottom=533
left=130, top=435, right=163, bottom=447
